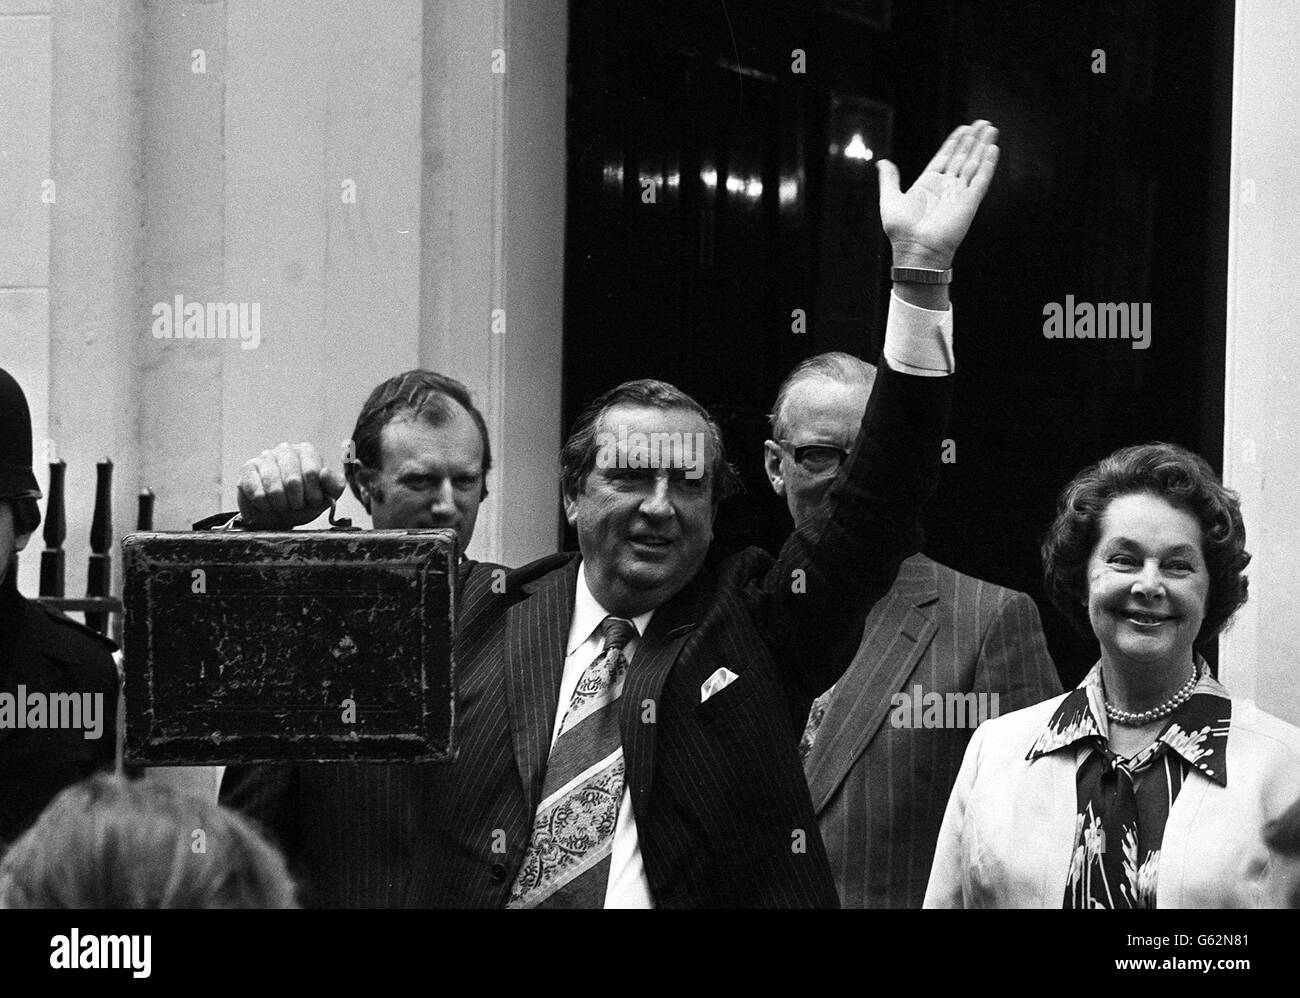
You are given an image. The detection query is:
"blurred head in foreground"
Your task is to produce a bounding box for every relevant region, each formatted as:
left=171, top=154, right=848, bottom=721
left=1266, top=796, right=1300, bottom=908
left=0, top=773, right=297, bottom=908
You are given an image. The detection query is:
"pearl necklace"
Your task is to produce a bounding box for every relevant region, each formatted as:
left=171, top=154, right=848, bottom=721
left=1104, top=665, right=1199, bottom=726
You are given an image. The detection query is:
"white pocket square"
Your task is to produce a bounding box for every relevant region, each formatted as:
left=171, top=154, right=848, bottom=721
left=700, top=667, right=739, bottom=704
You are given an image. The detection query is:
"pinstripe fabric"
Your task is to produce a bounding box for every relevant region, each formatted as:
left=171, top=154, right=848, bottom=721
left=220, top=363, right=952, bottom=908
left=802, top=553, right=1062, bottom=908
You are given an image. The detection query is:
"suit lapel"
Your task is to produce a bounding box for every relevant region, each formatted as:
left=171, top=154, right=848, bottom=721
left=1039, top=744, right=1080, bottom=907
left=619, top=572, right=705, bottom=817
left=805, top=555, right=940, bottom=813
left=504, top=556, right=579, bottom=820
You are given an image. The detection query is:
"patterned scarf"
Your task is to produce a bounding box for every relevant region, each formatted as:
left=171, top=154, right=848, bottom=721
left=1027, top=658, right=1229, bottom=909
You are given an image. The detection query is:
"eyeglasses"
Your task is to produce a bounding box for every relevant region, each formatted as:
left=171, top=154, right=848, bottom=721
left=776, top=440, right=850, bottom=476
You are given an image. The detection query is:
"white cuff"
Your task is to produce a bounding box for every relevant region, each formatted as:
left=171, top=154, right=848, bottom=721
left=882, top=290, right=955, bottom=376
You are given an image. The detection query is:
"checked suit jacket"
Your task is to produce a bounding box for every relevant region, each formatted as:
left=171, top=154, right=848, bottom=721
left=803, top=554, right=1061, bottom=908
left=221, top=362, right=951, bottom=907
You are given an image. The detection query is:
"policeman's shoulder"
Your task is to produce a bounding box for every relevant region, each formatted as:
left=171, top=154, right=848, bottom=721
left=32, top=600, right=119, bottom=659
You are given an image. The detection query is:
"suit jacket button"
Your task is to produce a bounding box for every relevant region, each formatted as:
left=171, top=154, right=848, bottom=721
left=490, top=863, right=507, bottom=882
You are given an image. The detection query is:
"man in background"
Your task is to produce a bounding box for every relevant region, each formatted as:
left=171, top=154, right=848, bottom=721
left=220, top=369, right=495, bottom=905
left=765, top=351, right=1061, bottom=907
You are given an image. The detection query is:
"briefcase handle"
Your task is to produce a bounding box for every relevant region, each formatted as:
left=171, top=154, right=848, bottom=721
left=189, top=500, right=357, bottom=532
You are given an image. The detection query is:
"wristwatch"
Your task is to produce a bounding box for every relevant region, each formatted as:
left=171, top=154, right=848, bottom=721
left=890, top=266, right=952, bottom=285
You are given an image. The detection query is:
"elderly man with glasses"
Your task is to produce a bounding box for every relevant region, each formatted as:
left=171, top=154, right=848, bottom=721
left=763, top=351, right=1062, bottom=908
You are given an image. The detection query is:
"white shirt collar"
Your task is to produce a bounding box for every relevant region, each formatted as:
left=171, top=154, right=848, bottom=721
left=567, top=561, right=656, bottom=656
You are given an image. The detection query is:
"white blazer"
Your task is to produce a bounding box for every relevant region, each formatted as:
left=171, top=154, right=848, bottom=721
left=924, top=692, right=1300, bottom=908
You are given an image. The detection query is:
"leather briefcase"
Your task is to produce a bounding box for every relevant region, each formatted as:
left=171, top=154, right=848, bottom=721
left=121, top=527, right=456, bottom=765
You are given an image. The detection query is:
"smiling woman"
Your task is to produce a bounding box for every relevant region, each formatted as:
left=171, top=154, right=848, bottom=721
left=1042, top=446, right=1248, bottom=762
left=925, top=442, right=1300, bottom=909
left=1043, top=443, right=1249, bottom=659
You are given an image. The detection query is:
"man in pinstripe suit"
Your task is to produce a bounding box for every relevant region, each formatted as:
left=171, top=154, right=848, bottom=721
left=765, top=353, right=1061, bottom=908
left=222, top=120, right=1000, bottom=906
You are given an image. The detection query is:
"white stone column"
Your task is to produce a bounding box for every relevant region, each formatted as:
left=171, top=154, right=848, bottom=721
left=419, top=0, right=567, bottom=567
left=47, top=0, right=145, bottom=606
left=1221, top=0, right=1300, bottom=726
left=221, top=0, right=424, bottom=530
left=0, top=0, right=54, bottom=597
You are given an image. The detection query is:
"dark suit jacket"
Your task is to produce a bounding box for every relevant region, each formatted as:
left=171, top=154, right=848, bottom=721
left=0, top=579, right=119, bottom=846
left=803, top=553, right=1061, bottom=908
left=221, top=363, right=951, bottom=907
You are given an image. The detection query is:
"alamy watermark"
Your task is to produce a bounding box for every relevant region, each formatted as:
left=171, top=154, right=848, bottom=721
left=1042, top=295, right=1150, bottom=350
left=151, top=294, right=261, bottom=350
left=50, top=930, right=151, bottom=978
left=889, top=685, right=999, bottom=729
left=595, top=426, right=706, bottom=480
left=0, top=687, right=105, bottom=739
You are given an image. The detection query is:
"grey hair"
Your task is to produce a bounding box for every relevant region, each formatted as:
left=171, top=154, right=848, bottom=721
left=769, top=352, right=877, bottom=440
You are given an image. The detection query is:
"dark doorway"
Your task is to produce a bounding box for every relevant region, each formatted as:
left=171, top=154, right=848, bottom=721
left=562, top=0, right=1233, bottom=688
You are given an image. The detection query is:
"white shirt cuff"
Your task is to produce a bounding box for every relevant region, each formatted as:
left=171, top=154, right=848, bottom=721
left=882, top=290, right=955, bottom=376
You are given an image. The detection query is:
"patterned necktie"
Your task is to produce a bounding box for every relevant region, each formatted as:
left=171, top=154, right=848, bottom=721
left=508, top=615, right=637, bottom=908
